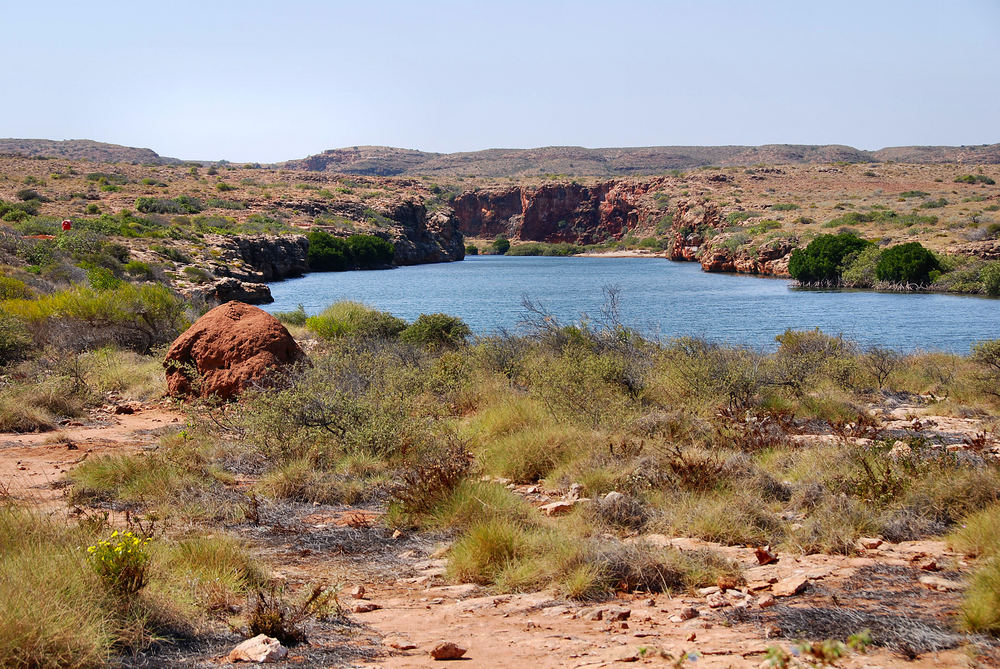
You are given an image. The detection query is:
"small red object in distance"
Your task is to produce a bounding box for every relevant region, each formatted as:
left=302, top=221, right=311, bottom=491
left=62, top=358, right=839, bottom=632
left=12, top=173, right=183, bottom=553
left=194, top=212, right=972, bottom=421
left=62, top=220, right=72, bottom=231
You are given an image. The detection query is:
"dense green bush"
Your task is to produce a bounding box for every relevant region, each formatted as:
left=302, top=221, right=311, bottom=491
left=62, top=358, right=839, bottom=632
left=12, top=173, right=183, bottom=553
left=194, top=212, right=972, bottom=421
left=505, top=242, right=581, bottom=256
left=0, top=313, right=32, bottom=366
left=346, top=234, right=394, bottom=267
left=465, top=244, right=479, bottom=255
left=400, top=313, right=472, bottom=348
left=492, top=238, right=510, bottom=255
left=306, top=230, right=350, bottom=271
left=788, top=232, right=872, bottom=283
left=305, top=302, right=407, bottom=340
left=2, top=283, right=186, bottom=352
left=840, top=245, right=883, bottom=288
left=875, top=242, right=940, bottom=285
left=956, top=174, right=996, bottom=185
left=135, top=196, right=203, bottom=215
left=306, top=231, right=394, bottom=271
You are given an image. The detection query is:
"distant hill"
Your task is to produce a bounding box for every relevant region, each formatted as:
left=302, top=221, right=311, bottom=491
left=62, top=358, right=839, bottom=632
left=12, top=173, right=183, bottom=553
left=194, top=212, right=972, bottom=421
left=3, top=138, right=998, bottom=176
left=0, top=139, right=182, bottom=164
left=281, top=143, right=1000, bottom=177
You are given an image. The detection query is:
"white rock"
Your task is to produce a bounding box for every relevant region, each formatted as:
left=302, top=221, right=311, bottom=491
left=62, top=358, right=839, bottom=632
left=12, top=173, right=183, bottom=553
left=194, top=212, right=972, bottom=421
left=227, top=635, right=288, bottom=663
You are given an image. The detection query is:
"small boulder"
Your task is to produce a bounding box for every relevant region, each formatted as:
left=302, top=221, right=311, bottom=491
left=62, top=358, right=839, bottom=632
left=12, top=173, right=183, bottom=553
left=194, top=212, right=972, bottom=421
left=754, top=545, right=778, bottom=565
left=164, top=301, right=304, bottom=400
left=773, top=576, right=809, bottom=597
left=228, top=634, right=288, bottom=663
left=430, top=642, right=467, bottom=660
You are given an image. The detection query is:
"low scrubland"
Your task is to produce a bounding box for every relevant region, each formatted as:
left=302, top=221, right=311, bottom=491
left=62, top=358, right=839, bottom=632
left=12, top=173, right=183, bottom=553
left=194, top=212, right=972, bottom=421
left=4, top=289, right=1000, bottom=664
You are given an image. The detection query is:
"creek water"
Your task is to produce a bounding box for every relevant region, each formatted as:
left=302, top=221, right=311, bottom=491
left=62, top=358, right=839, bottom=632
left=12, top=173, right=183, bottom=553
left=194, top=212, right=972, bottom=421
left=265, top=255, right=999, bottom=352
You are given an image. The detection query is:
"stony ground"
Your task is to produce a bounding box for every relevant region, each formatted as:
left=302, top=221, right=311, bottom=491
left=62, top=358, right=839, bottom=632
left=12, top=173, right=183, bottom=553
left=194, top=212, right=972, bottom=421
left=3, top=400, right=999, bottom=667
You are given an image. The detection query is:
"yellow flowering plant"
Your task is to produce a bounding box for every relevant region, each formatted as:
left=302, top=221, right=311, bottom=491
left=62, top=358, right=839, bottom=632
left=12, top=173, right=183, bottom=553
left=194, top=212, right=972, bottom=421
left=85, top=530, right=152, bottom=596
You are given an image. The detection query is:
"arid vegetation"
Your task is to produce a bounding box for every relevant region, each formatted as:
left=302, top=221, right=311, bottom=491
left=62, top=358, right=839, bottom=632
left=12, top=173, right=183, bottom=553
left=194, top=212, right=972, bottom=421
left=3, top=284, right=1000, bottom=665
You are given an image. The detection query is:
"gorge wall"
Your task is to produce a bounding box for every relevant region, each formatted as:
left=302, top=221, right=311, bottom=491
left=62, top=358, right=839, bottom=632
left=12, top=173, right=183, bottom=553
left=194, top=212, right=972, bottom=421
left=450, top=179, right=792, bottom=277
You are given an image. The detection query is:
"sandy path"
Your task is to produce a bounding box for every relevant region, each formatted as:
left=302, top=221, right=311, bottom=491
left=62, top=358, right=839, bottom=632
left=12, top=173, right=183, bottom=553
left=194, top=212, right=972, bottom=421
left=0, top=403, right=184, bottom=508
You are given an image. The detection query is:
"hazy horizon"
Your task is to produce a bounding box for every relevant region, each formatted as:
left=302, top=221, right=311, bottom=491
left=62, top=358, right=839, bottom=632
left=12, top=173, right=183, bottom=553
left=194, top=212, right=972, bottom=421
left=4, top=0, right=998, bottom=162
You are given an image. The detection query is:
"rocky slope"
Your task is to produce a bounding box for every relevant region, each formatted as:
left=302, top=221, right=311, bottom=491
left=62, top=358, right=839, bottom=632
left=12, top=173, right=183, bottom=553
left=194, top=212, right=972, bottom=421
left=0, top=138, right=181, bottom=164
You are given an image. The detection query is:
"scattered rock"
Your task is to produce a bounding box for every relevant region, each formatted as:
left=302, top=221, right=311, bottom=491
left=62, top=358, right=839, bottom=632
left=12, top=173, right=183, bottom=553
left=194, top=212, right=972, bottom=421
left=384, top=637, right=417, bottom=650
left=228, top=635, right=288, bottom=663
left=858, top=536, right=883, bottom=550
left=352, top=602, right=381, bottom=613
left=430, top=642, right=467, bottom=660
left=676, top=606, right=700, bottom=621
left=772, top=576, right=809, bottom=597
left=164, top=301, right=304, bottom=400
left=539, top=500, right=578, bottom=516
left=706, top=592, right=728, bottom=608
left=717, top=575, right=740, bottom=590
left=686, top=632, right=697, bottom=642
left=754, top=545, right=778, bottom=565
left=350, top=585, right=366, bottom=599
left=567, top=482, right=584, bottom=501
left=605, top=606, right=632, bottom=621
left=758, top=594, right=777, bottom=609
left=889, top=440, right=911, bottom=458
left=919, top=575, right=962, bottom=592
left=612, top=648, right=640, bottom=662
left=698, top=586, right=720, bottom=596
left=918, top=558, right=940, bottom=571
left=604, top=491, right=626, bottom=504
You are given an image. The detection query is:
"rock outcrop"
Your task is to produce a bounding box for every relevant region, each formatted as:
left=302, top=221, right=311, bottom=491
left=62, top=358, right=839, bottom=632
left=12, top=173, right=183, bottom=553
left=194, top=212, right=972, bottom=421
left=164, top=302, right=304, bottom=400
left=182, top=277, right=273, bottom=306
left=208, top=234, right=310, bottom=282
left=373, top=200, right=465, bottom=265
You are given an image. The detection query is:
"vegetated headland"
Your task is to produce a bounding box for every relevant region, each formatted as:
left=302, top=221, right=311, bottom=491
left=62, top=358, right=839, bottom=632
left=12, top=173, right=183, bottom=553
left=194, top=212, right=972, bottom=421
left=3, top=137, right=1000, bottom=666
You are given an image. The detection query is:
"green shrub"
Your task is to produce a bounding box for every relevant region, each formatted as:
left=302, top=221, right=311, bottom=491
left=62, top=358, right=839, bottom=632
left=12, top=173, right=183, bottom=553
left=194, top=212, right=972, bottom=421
left=840, top=245, right=883, bottom=288
left=216, top=182, right=235, bottom=191
left=505, top=242, right=581, bottom=256
left=86, top=531, right=151, bottom=597
left=492, top=238, right=510, bottom=254
left=0, top=313, right=32, bottom=366
left=346, top=234, right=394, bottom=266
left=306, top=231, right=393, bottom=270
left=788, top=232, right=872, bottom=283
left=400, top=313, right=471, bottom=348
left=306, top=230, right=350, bottom=271
left=955, top=174, right=996, bottom=185
left=3, top=283, right=186, bottom=352
left=465, top=244, right=479, bottom=255
left=135, top=196, right=203, bottom=214
left=273, top=304, right=308, bottom=326
left=0, top=275, right=33, bottom=301
left=875, top=242, right=939, bottom=285
left=124, top=260, right=153, bottom=279
left=725, top=210, right=761, bottom=224
left=305, top=302, right=407, bottom=340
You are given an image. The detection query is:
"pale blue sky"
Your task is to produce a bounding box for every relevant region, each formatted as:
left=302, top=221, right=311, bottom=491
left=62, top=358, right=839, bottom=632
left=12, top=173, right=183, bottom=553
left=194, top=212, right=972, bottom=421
left=3, top=0, right=997, bottom=162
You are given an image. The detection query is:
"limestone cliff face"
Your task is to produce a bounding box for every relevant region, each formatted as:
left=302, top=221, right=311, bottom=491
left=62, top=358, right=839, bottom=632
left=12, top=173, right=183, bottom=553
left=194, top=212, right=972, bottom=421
left=209, top=234, right=310, bottom=282
left=451, top=180, right=795, bottom=278
left=374, top=200, right=465, bottom=265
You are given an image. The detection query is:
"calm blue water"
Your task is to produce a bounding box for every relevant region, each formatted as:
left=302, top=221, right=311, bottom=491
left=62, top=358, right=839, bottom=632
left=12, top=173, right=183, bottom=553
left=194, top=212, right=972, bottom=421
left=265, top=256, right=1000, bottom=352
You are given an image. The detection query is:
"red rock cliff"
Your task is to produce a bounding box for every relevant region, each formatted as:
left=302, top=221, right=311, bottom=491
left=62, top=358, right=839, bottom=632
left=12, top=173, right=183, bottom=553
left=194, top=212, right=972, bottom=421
left=449, top=179, right=795, bottom=278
